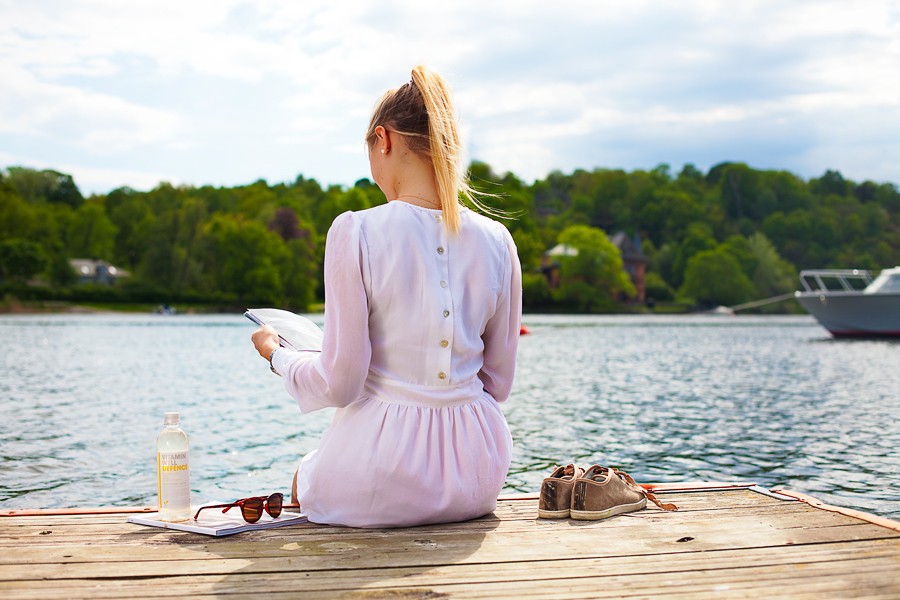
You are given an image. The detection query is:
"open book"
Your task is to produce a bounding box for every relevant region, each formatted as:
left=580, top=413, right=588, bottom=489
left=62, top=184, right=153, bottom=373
left=244, top=308, right=324, bottom=352
left=128, top=506, right=308, bottom=537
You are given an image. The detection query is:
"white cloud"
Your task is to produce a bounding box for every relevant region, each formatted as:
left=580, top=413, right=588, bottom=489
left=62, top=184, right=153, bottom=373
left=0, top=64, right=180, bottom=151
left=1, top=0, right=899, bottom=193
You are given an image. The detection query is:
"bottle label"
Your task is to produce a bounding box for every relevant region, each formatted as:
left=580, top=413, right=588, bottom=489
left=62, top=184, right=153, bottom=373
left=157, top=451, right=190, bottom=510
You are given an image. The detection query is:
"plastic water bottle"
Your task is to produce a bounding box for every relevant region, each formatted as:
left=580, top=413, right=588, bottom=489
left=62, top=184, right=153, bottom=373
left=156, top=412, right=191, bottom=521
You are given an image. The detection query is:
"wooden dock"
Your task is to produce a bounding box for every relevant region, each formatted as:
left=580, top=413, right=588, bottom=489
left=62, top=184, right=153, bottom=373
left=2, top=483, right=898, bottom=598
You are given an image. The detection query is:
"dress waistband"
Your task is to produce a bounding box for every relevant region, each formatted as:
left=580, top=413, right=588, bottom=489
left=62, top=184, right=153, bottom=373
left=363, top=374, right=487, bottom=407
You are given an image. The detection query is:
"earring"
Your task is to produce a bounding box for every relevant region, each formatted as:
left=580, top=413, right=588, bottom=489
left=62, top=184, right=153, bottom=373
left=380, top=149, right=385, bottom=154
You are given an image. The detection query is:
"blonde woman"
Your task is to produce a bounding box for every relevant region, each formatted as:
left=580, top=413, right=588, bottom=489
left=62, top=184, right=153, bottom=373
left=252, top=66, right=522, bottom=528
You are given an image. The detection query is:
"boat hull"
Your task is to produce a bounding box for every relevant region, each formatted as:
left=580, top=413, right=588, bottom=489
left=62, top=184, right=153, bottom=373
left=795, top=292, right=900, bottom=337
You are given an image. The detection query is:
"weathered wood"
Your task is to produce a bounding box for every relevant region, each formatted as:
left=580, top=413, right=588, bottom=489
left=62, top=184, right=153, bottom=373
left=2, top=538, right=897, bottom=597
left=0, top=499, right=823, bottom=548
left=1, top=502, right=891, bottom=567
left=3, top=556, right=898, bottom=600
left=1, top=487, right=898, bottom=599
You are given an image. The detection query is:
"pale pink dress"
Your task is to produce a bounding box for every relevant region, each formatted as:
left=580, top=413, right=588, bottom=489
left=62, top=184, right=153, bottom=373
left=271, top=201, right=522, bottom=528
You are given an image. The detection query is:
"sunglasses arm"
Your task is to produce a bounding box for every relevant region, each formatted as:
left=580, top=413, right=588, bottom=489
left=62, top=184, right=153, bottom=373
left=192, top=503, right=237, bottom=520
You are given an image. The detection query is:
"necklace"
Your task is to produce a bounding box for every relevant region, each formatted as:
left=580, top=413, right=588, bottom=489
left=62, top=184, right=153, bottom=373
left=396, top=194, right=441, bottom=209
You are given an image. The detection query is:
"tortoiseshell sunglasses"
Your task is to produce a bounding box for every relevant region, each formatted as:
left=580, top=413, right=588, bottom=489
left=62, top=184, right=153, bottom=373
left=193, top=492, right=283, bottom=523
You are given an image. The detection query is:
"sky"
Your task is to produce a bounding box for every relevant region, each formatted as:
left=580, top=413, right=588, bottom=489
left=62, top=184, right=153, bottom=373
left=1, top=0, right=899, bottom=196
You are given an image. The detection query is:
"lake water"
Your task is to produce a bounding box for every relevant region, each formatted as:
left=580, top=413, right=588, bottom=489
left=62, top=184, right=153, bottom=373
left=1, top=313, right=898, bottom=520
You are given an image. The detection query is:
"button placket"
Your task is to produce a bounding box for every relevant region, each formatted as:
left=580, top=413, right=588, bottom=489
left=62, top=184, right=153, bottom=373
left=436, top=224, right=452, bottom=383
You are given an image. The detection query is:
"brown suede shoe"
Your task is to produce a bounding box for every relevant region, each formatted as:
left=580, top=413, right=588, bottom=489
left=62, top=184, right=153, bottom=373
left=571, top=465, right=678, bottom=520
left=538, top=464, right=585, bottom=518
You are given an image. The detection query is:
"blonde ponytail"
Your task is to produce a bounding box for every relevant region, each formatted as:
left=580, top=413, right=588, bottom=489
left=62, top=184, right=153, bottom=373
left=410, top=66, right=463, bottom=232
left=366, top=65, right=496, bottom=234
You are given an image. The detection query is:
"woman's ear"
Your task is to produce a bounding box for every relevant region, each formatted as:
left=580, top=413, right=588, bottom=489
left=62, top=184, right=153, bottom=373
left=375, top=125, right=391, bottom=155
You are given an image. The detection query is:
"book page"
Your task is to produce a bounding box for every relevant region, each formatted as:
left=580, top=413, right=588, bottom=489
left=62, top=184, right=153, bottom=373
left=128, top=506, right=308, bottom=537
left=244, top=308, right=324, bottom=352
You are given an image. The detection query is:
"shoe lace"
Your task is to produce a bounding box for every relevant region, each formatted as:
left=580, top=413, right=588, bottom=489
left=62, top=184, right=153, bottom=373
left=613, top=468, right=678, bottom=511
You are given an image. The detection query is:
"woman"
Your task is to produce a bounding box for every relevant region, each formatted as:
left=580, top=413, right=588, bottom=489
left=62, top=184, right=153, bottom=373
left=252, top=65, right=522, bottom=528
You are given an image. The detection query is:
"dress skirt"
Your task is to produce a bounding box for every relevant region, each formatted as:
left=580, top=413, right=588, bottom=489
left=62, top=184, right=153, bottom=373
left=295, top=375, right=513, bottom=528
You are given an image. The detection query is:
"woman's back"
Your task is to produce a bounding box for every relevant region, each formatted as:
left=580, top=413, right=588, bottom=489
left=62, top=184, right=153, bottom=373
left=357, top=202, right=514, bottom=391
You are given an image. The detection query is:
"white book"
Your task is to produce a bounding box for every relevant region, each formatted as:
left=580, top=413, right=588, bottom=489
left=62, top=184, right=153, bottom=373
left=128, top=506, right=308, bottom=537
left=244, top=308, right=324, bottom=352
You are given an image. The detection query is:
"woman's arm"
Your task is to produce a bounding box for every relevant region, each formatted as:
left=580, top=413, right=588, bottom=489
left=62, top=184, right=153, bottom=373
left=478, top=225, right=522, bottom=403
left=269, top=212, right=372, bottom=413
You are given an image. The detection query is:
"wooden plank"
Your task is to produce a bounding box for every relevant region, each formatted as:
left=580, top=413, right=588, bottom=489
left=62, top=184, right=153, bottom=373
left=0, top=488, right=785, bottom=527
left=773, top=488, right=900, bottom=532
left=1, top=509, right=896, bottom=580
left=1, top=503, right=878, bottom=559
left=2, top=551, right=897, bottom=599
left=0, top=490, right=830, bottom=538
left=0, top=498, right=817, bottom=547
left=2, top=538, right=897, bottom=596
left=2, top=500, right=894, bottom=549
left=0, top=490, right=897, bottom=599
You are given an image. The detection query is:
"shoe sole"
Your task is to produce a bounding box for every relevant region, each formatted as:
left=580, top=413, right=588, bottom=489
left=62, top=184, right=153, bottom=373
left=570, top=497, right=647, bottom=521
left=537, top=508, right=570, bottom=519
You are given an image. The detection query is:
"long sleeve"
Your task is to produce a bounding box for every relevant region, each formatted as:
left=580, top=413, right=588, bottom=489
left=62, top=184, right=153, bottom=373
left=478, top=225, right=522, bottom=403
left=272, top=211, right=372, bottom=413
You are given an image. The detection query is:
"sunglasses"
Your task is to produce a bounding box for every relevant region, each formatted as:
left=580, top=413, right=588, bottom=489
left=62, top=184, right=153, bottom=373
left=193, top=493, right=284, bottom=523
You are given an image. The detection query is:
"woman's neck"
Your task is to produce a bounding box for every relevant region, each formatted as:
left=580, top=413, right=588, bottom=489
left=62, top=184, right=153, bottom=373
left=386, top=149, right=441, bottom=208
left=394, top=192, right=441, bottom=209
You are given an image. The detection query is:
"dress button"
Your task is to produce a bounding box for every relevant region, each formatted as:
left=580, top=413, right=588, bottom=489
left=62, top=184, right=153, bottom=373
left=440, top=280, right=447, bottom=288
left=440, top=340, right=449, bottom=348
left=438, top=371, right=447, bottom=380
left=437, top=247, right=444, bottom=254
left=443, top=310, right=450, bottom=317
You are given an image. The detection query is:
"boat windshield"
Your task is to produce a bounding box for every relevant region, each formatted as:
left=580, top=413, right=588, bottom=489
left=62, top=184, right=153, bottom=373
left=864, top=267, right=900, bottom=294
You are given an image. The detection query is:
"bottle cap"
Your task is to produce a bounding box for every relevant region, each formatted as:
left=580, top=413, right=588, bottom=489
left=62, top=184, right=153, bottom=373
left=164, top=412, right=180, bottom=426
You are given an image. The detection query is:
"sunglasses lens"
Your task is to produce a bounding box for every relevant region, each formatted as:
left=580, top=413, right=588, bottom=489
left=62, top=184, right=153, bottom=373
left=242, top=498, right=263, bottom=523
left=267, top=493, right=283, bottom=518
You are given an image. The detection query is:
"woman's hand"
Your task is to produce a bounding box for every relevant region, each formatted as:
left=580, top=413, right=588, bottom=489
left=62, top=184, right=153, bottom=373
left=251, top=325, right=280, bottom=360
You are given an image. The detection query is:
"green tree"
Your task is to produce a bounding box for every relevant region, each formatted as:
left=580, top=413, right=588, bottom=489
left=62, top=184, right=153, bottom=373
left=202, top=215, right=288, bottom=304
left=810, top=169, right=849, bottom=197
left=747, top=233, right=796, bottom=300
left=644, top=271, right=675, bottom=302
left=647, top=242, right=677, bottom=289
left=0, top=184, right=39, bottom=242
left=106, top=187, right=155, bottom=270
left=171, top=198, right=209, bottom=292
left=672, top=223, right=717, bottom=287
left=522, top=272, right=552, bottom=309
left=48, top=253, right=77, bottom=287
left=68, top=201, right=117, bottom=259
left=0, top=239, right=48, bottom=283
left=2, top=159, right=897, bottom=313
left=512, top=229, right=545, bottom=272
left=679, top=249, right=755, bottom=307
left=282, top=236, right=317, bottom=310
left=5, top=167, right=84, bottom=208
left=720, top=235, right=757, bottom=280
left=554, top=225, right=635, bottom=311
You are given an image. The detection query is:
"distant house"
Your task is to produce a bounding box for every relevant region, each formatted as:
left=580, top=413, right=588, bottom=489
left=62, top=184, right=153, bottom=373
left=540, top=232, right=647, bottom=303
left=609, top=232, right=647, bottom=304
left=539, top=244, right=578, bottom=288
left=68, top=259, right=129, bottom=285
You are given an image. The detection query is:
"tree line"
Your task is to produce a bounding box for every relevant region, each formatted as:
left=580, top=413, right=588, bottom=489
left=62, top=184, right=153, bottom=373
left=1, top=162, right=898, bottom=312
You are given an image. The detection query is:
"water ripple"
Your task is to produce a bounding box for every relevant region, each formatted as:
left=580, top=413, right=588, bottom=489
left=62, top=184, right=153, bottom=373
left=1, top=313, right=898, bottom=519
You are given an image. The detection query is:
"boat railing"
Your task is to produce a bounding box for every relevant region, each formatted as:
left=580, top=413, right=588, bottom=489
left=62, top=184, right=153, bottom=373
left=798, top=269, right=872, bottom=293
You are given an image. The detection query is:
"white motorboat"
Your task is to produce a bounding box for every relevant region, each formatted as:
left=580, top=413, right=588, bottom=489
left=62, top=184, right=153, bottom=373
left=794, top=267, right=900, bottom=337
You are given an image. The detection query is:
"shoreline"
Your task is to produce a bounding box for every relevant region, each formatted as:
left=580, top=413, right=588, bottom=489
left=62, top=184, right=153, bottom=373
left=0, top=299, right=801, bottom=317
left=0, top=300, right=328, bottom=315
